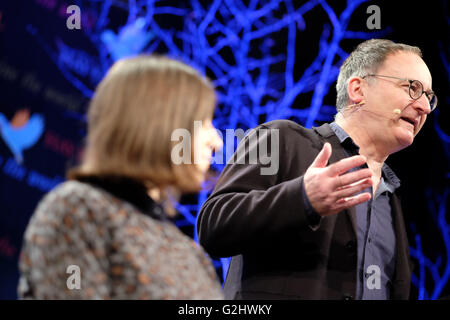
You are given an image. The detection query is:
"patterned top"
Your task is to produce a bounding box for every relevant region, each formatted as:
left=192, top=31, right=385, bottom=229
left=18, top=176, right=223, bottom=299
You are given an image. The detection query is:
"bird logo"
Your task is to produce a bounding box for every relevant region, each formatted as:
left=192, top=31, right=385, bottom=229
left=0, top=109, right=45, bottom=164
left=100, top=17, right=154, bottom=61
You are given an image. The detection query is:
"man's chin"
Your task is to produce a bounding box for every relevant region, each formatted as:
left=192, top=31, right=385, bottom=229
left=393, top=135, right=414, bottom=153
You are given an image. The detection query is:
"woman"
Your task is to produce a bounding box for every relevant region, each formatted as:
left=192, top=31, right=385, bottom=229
left=18, top=56, right=224, bottom=299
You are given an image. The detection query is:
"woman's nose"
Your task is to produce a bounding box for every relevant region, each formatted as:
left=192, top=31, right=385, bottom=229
left=211, top=128, right=223, bottom=150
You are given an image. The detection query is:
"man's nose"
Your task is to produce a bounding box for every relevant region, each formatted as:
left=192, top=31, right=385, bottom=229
left=412, top=95, right=432, bottom=115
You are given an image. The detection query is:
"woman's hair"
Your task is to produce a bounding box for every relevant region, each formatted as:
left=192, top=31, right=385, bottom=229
left=68, top=55, right=216, bottom=194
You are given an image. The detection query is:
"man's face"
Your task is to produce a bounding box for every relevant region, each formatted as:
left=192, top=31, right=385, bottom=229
left=362, top=51, right=433, bottom=152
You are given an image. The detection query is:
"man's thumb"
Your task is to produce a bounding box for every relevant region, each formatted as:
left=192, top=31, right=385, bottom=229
left=311, top=142, right=332, bottom=168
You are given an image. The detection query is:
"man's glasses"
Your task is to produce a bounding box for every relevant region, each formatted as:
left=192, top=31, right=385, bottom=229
left=362, top=74, right=438, bottom=112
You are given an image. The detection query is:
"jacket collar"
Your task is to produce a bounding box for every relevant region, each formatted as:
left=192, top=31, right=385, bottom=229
left=312, top=123, right=359, bottom=234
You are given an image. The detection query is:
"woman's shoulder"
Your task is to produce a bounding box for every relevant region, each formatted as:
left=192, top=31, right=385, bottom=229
left=29, top=180, right=119, bottom=228
left=38, top=180, right=104, bottom=208
left=38, top=180, right=103, bottom=204
left=32, top=180, right=170, bottom=233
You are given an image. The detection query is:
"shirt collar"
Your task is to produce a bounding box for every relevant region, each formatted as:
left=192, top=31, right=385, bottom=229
left=329, top=121, right=401, bottom=191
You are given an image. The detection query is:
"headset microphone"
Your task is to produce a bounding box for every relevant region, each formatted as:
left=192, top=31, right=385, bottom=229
left=345, top=102, right=405, bottom=122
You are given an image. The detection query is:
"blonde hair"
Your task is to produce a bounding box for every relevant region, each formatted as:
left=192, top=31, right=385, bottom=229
left=69, top=55, right=216, bottom=196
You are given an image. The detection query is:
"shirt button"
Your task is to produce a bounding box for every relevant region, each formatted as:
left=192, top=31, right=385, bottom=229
left=368, top=237, right=372, bottom=243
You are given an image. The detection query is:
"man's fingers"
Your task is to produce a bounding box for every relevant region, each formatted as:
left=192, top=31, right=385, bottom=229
left=310, top=143, right=332, bottom=168
left=334, top=178, right=372, bottom=199
left=327, top=154, right=367, bottom=177
left=336, top=192, right=372, bottom=208
left=334, top=168, right=372, bottom=189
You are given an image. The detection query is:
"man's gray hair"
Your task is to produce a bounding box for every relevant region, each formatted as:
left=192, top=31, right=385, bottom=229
left=335, top=39, right=422, bottom=112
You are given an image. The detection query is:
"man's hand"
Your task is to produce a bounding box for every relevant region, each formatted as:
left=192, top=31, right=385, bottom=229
left=304, top=142, right=372, bottom=217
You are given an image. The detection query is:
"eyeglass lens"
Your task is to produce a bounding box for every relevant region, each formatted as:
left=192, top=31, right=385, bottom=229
left=410, top=80, right=437, bottom=110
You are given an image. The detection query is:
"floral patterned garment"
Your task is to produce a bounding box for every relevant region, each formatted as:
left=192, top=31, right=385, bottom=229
left=18, top=177, right=224, bottom=299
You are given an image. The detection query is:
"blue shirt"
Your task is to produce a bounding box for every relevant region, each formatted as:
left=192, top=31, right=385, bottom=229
left=302, top=122, right=400, bottom=300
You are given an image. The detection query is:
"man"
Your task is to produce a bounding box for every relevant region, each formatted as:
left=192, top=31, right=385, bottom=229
left=197, top=39, right=437, bottom=299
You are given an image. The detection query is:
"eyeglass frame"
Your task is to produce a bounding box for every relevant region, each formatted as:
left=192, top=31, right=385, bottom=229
left=361, top=74, right=438, bottom=111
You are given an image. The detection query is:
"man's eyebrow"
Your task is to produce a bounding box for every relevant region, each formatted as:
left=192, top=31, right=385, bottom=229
left=423, top=82, right=433, bottom=92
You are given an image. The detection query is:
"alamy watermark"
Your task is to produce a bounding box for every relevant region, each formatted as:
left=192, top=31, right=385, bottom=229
left=66, top=264, right=81, bottom=290
left=171, top=121, right=280, bottom=175
left=66, top=5, right=81, bottom=30
left=366, top=265, right=381, bottom=290
left=366, top=5, right=381, bottom=30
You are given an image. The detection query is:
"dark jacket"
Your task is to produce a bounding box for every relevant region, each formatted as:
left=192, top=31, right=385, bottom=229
left=197, top=120, right=411, bottom=300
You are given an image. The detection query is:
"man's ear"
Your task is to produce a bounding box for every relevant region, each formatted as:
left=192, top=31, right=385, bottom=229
left=347, top=76, right=365, bottom=104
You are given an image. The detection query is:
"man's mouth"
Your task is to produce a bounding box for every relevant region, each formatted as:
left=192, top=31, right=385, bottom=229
left=400, top=117, right=417, bottom=130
